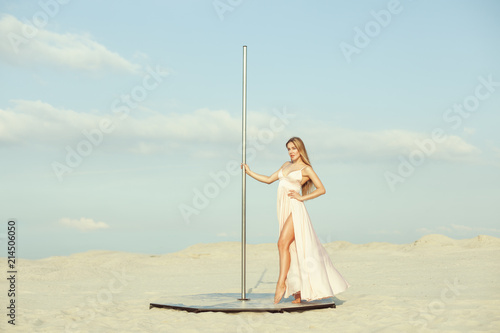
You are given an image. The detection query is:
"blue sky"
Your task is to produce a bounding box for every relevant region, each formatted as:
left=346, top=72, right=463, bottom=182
left=1, top=0, right=499, bottom=259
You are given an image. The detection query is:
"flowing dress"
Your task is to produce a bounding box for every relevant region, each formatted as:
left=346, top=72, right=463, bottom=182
left=277, top=166, right=350, bottom=301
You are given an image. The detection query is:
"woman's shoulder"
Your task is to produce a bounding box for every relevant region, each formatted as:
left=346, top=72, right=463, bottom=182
left=301, top=164, right=313, bottom=173
left=280, top=161, right=291, bottom=168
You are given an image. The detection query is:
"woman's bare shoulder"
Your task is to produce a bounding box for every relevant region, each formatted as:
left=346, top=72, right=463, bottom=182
left=301, top=164, right=314, bottom=174
left=280, top=161, right=291, bottom=169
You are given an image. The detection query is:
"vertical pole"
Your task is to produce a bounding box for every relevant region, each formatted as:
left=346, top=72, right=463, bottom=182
left=240, top=45, right=248, bottom=301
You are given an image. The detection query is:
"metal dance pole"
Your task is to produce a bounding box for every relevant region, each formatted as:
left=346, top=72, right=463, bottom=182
left=239, top=45, right=248, bottom=301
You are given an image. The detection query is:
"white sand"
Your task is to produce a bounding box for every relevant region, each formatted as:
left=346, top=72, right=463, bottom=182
left=2, top=234, right=500, bottom=332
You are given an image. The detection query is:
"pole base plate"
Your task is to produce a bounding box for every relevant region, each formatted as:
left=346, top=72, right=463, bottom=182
left=150, top=292, right=336, bottom=313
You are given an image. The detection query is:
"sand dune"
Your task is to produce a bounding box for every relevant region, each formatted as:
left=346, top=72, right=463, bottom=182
left=2, top=234, right=499, bottom=332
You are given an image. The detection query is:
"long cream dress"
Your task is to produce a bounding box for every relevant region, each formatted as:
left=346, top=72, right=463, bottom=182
left=277, top=166, right=350, bottom=301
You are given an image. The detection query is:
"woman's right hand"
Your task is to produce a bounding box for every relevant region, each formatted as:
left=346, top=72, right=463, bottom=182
left=241, top=163, right=250, bottom=173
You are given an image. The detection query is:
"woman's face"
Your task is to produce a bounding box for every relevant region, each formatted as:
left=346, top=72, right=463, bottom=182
left=287, top=142, right=300, bottom=161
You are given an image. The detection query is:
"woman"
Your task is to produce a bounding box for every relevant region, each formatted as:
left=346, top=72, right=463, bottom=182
left=241, top=137, right=349, bottom=304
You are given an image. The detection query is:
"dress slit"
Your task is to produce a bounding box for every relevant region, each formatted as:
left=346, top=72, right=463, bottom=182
left=277, top=167, right=350, bottom=301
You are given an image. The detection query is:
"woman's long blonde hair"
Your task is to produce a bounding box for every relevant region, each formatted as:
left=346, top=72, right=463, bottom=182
left=286, top=137, right=315, bottom=195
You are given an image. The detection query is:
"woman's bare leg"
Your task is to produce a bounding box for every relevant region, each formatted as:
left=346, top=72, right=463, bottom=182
left=274, top=214, right=295, bottom=304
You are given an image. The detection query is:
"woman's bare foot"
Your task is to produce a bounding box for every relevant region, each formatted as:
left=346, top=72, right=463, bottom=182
left=292, top=292, right=301, bottom=304
left=274, top=283, right=286, bottom=304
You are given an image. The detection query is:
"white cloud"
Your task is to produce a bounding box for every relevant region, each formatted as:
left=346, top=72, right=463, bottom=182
left=416, top=228, right=433, bottom=234
left=59, top=217, right=110, bottom=232
left=418, top=224, right=500, bottom=236
left=492, top=146, right=500, bottom=157
left=0, top=100, right=99, bottom=145
left=0, top=99, right=482, bottom=163
left=463, top=127, right=476, bottom=135
left=304, top=125, right=480, bottom=162
left=0, top=100, right=242, bottom=152
left=0, top=14, right=140, bottom=74
left=450, top=224, right=500, bottom=234
left=370, top=230, right=401, bottom=235
left=286, top=117, right=481, bottom=164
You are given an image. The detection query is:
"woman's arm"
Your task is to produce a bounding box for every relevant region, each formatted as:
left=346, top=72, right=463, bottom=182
left=288, top=166, right=326, bottom=201
left=241, top=162, right=287, bottom=184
